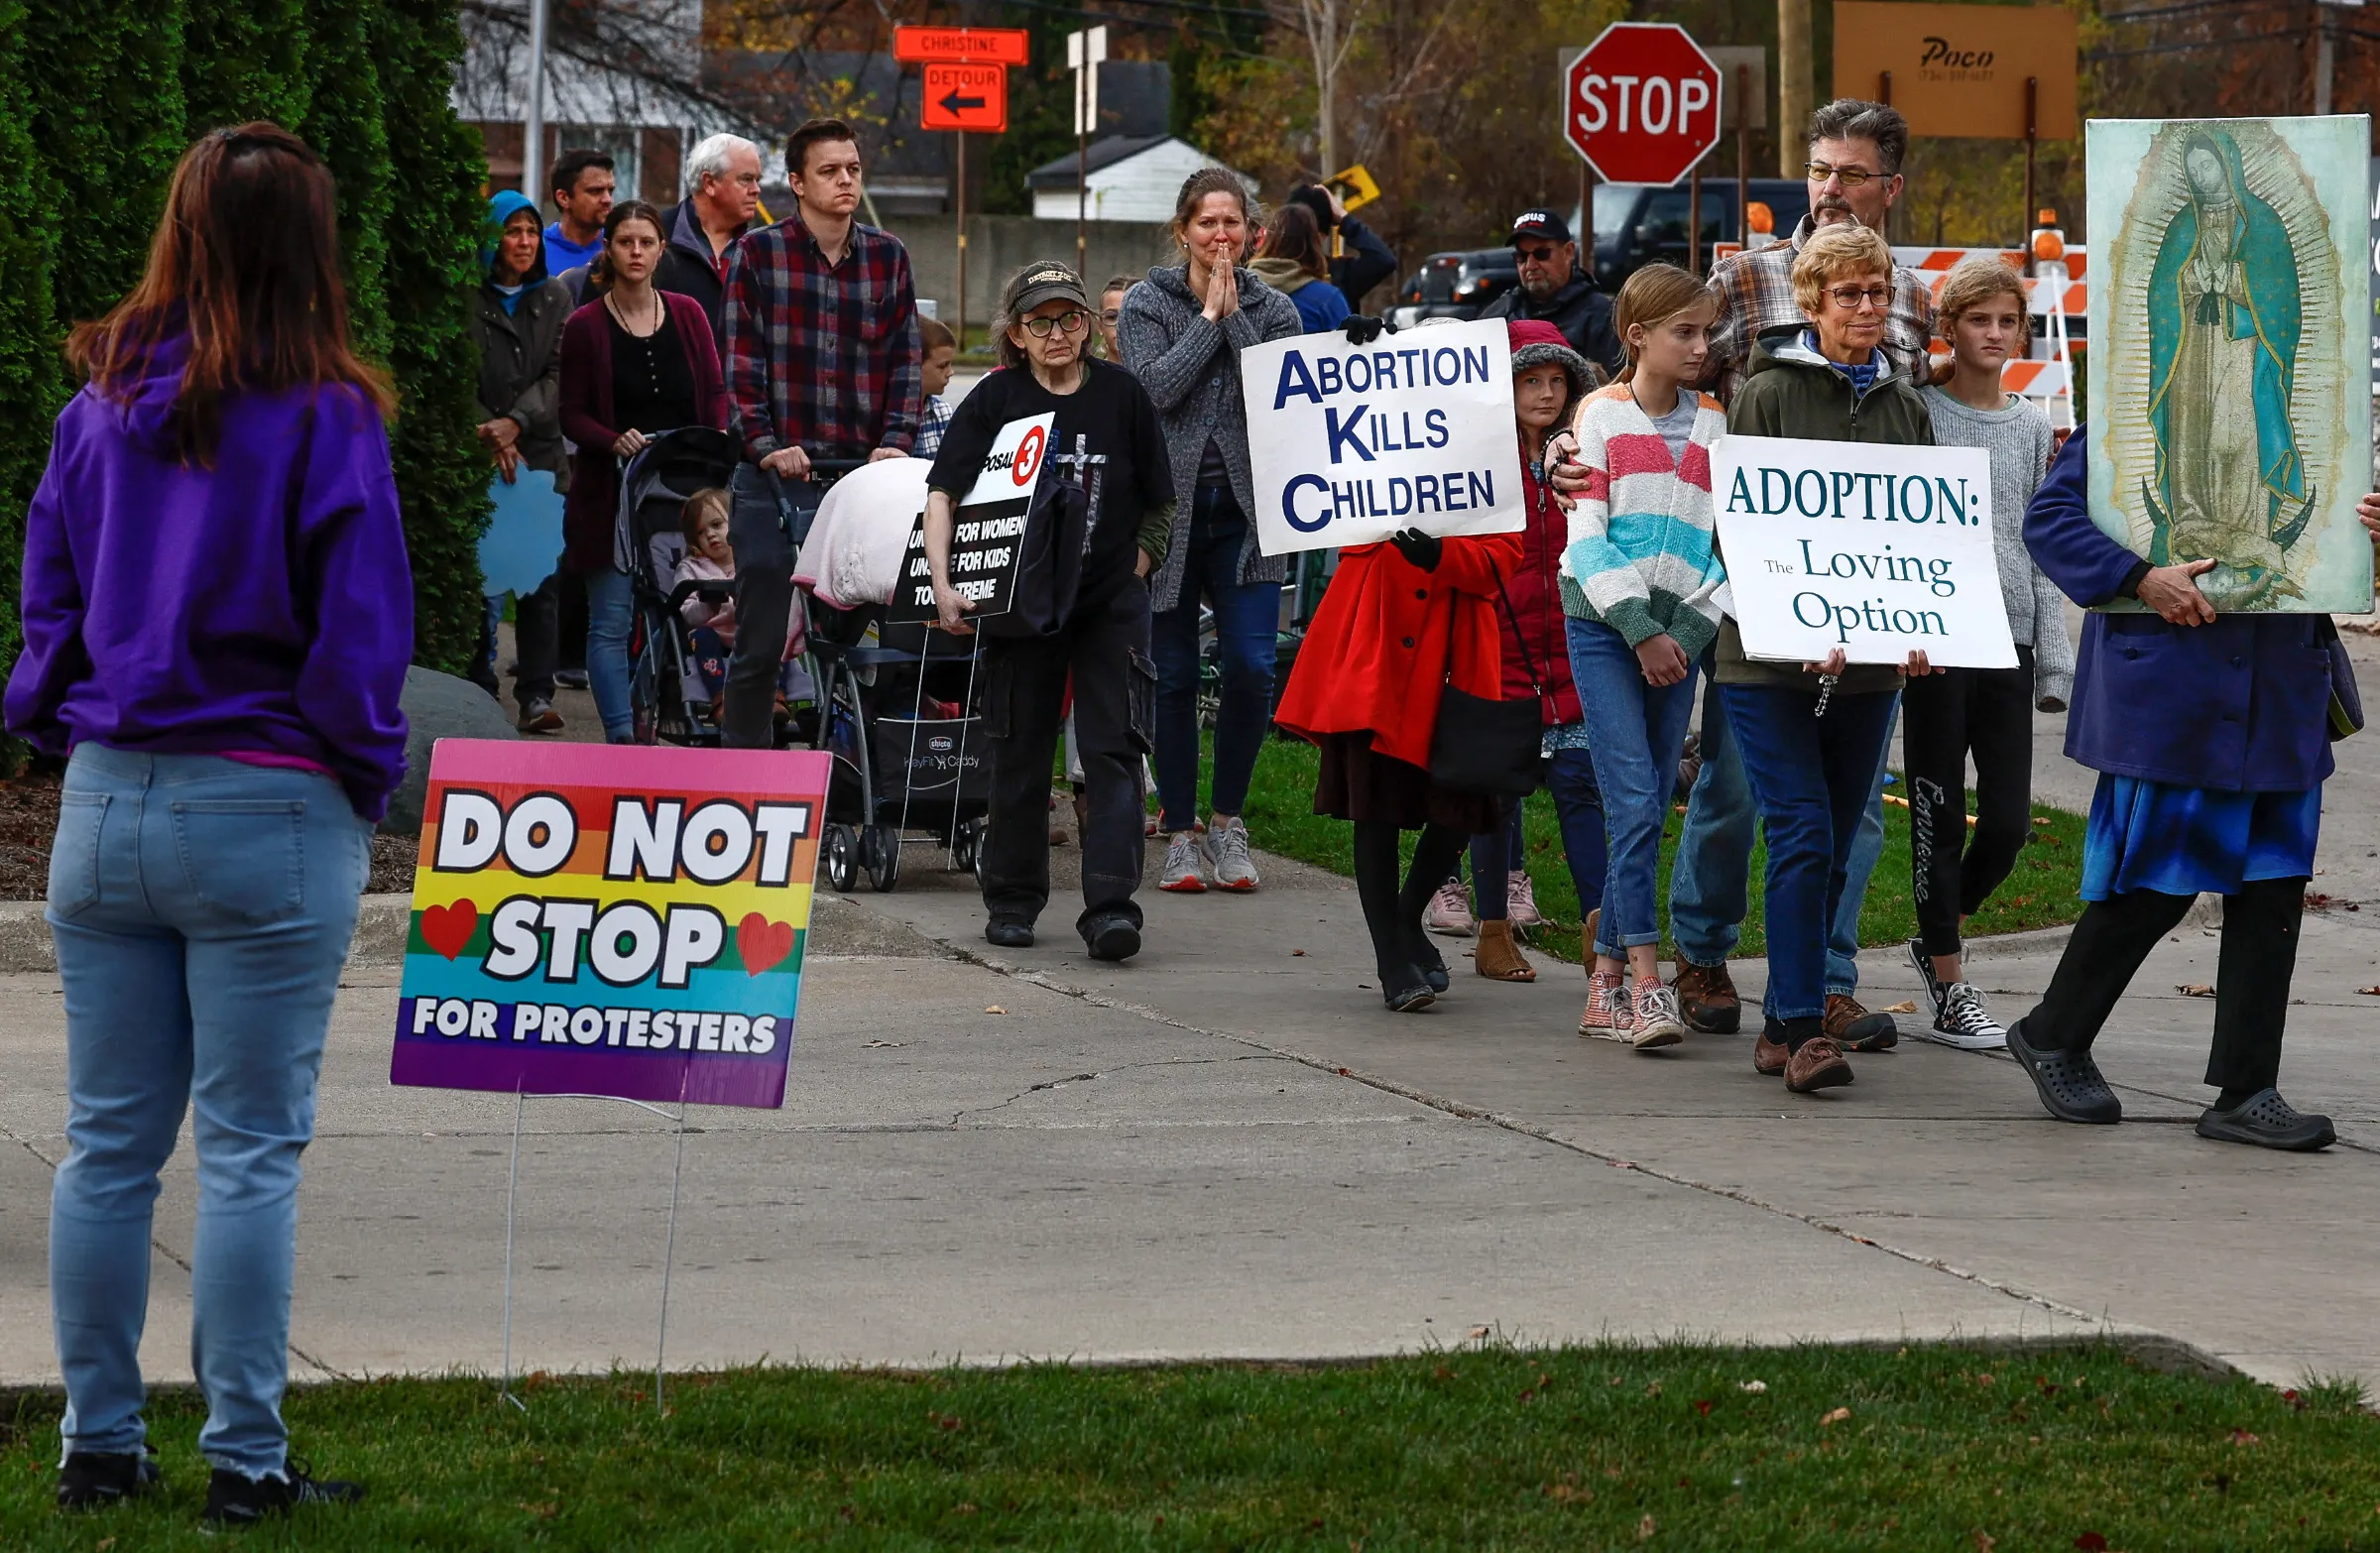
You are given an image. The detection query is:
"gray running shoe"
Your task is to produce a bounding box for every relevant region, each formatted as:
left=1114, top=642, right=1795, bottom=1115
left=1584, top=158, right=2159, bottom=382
left=1158, top=830, right=1209, bottom=893
left=1207, top=815, right=1259, bottom=892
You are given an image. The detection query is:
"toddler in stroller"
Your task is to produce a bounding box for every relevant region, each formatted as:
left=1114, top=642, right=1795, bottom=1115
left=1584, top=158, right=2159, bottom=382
left=674, top=487, right=801, bottom=707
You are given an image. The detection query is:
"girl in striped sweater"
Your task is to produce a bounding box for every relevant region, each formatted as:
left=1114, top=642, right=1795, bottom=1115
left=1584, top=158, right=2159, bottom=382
left=1559, top=264, right=1728, bottom=1049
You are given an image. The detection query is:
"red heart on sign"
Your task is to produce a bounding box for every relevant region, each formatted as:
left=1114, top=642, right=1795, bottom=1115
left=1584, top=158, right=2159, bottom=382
left=420, top=899, right=478, bottom=960
left=739, top=913, right=795, bottom=977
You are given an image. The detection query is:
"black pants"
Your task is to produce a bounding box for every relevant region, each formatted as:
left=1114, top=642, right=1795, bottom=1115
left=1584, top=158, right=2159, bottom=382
left=1901, top=649, right=2034, bottom=956
left=979, top=576, right=1151, bottom=936
left=721, top=465, right=823, bottom=749
left=510, top=573, right=560, bottom=711
left=556, top=570, right=588, bottom=674
left=1352, top=820, right=1468, bottom=983
left=2021, top=877, right=2306, bottom=1094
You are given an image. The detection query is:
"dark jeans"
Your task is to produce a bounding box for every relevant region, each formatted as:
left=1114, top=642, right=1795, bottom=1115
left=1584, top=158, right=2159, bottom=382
left=721, top=464, right=822, bottom=749
left=507, top=575, right=560, bottom=711
left=1470, top=748, right=1606, bottom=923
left=980, top=576, right=1151, bottom=936
left=1151, top=486, right=1277, bottom=832
left=2022, top=878, right=2304, bottom=1094
left=1719, top=683, right=1900, bottom=1025
left=1901, top=649, right=2034, bottom=957
left=556, top=570, right=587, bottom=674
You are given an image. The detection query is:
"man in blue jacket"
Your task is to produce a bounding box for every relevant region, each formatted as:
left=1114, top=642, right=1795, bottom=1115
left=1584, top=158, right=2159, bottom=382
left=2008, top=425, right=2376, bottom=1151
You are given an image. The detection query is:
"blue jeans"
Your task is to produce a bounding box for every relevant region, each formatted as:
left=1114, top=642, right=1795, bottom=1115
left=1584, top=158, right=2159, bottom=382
left=585, top=564, right=636, bottom=742
left=1151, top=486, right=1278, bottom=832
left=47, top=749, right=371, bottom=1478
left=1568, top=619, right=1699, bottom=956
left=1470, top=747, right=1606, bottom=921
left=1669, top=663, right=1892, bottom=993
left=1717, top=685, right=1899, bottom=1021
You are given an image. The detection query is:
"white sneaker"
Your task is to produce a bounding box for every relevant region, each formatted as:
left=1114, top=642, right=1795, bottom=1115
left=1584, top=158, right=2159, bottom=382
left=1158, top=829, right=1209, bottom=893
left=1630, top=978, right=1687, bottom=1050
left=1424, top=878, right=1475, bottom=936
left=1927, top=983, right=2008, bottom=1050
left=1505, top=870, right=1543, bottom=930
left=1208, top=816, right=1260, bottom=892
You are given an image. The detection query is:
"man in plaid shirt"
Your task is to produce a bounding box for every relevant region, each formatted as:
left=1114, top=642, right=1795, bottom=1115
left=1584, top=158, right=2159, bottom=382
left=1703, top=99, right=1934, bottom=408
left=1667, top=97, right=1939, bottom=1056
left=717, top=116, right=923, bottom=747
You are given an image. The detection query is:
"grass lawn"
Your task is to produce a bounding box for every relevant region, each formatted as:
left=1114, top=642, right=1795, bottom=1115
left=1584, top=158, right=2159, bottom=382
left=5, top=1344, right=2374, bottom=1549
left=1208, top=733, right=2090, bottom=966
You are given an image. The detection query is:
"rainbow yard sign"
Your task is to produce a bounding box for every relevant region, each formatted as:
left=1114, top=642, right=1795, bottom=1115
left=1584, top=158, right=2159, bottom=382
left=390, top=741, right=831, bottom=1109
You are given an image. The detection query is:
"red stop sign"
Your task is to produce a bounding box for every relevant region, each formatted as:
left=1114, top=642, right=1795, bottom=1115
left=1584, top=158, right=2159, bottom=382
left=1564, top=23, right=1722, bottom=186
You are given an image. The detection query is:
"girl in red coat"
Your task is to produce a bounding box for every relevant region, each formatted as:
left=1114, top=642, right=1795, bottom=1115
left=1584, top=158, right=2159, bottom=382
left=1275, top=452, right=1525, bottom=1012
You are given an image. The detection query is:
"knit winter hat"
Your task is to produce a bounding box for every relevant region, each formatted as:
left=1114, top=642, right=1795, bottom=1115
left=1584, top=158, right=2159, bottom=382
left=1505, top=317, right=1593, bottom=398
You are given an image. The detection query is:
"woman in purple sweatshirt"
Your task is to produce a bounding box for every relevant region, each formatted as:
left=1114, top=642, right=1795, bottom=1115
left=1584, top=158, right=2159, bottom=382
left=5, top=124, right=409, bottom=1525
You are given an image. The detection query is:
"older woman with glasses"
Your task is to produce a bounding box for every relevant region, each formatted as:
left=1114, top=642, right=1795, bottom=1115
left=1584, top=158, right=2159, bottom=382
left=1712, top=221, right=1936, bottom=1096
left=926, top=262, right=1176, bottom=963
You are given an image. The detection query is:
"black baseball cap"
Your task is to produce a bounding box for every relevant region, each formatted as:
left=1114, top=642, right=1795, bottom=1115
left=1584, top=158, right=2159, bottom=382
left=1005, top=262, right=1090, bottom=318
left=1508, top=209, right=1573, bottom=246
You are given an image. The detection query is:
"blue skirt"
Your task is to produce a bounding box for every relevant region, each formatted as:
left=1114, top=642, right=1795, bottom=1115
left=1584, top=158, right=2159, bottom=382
left=2080, top=776, right=2321, bottom=900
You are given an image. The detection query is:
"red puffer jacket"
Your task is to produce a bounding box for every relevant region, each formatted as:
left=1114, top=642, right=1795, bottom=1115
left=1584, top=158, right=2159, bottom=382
left=1495, top=454, right=1583, bottom=726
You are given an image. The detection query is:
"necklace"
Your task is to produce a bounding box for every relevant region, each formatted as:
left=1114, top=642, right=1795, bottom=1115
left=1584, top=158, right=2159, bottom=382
left=606, top=288, right=662, bottom=337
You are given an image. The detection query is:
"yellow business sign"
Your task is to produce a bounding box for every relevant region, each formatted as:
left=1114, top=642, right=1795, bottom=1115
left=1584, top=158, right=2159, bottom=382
left=1833, top=1, right=2077, bottom=141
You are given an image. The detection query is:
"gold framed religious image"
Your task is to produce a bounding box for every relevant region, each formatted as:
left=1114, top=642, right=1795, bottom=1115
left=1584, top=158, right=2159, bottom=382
left=2086, top=115, right=2376, bottom=613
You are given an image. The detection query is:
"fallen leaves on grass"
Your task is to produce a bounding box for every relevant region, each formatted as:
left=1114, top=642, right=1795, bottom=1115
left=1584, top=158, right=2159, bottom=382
left=1638, top=1514, right=1657, bottom=1541
left=1820, top=1406, right=1852, bottom=1426
left=1973, top=1535, right=1996, bottom=1552
left=2176, top=984, right=2214, bottom=998
left=2231, top=1428, right=2262, bottom=1446
left=1694, top=1399, right=1714, bottom=1415
left=2075, top=1534, right=2109, bottom=1552
left=1739, top=1379, right=1767, bottom=1393
left=1880, top=1000, right=1918, bottom=1015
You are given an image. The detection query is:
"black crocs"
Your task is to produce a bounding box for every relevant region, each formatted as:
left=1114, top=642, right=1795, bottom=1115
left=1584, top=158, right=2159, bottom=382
left=2007, top=1018, right=2121, bottom=1125
left=2196, top=1088, right=2335, bottom=1152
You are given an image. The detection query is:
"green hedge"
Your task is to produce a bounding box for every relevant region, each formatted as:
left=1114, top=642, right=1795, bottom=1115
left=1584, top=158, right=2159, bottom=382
left=0, top=0, right=489, bottom=682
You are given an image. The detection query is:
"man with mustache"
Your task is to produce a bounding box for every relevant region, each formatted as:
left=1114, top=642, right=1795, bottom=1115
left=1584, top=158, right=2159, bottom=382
left=1662, top=99, right=1939, bottom=1053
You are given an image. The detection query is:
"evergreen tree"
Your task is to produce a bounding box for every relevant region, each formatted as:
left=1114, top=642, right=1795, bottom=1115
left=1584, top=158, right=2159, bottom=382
left=0, top=0, right=58, bottom=674
left=180, top=0, right=311, bottom=134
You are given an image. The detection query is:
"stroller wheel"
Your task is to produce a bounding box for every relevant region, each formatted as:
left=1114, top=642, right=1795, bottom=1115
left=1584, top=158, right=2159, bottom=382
left=863, top=823, right=901, bottom=893
left=948, top=822, right=975, bottom=874
left=822, top=823, right=861, bottom=894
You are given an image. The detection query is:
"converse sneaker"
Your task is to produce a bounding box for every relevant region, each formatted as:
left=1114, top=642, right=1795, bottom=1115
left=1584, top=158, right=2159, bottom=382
left=1207, top=815, right=1260, bottom=892
left=1630, top=977, right=1687, bottom=1050
left=1578, top=970, right=1634, bottom=1041
left=1505, top=870, right=1543, bottom=930
left=1158, top=829, right=1209, bottom=893
left=1927, top=983, right=2008, bottom=1050
left=1905, top=936, right=1946, bottom=1015
left=202, top=1459, right=365, bottom=1526
left=1424, top=878, right=1475, bottom=937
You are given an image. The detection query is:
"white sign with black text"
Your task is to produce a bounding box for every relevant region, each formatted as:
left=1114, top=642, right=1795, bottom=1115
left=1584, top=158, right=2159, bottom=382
left=887, top=413, right=1055, bottom=624
left=1243, top=318, right=1526, bottom=555
left=1712, top=434, right=2016, bottom=668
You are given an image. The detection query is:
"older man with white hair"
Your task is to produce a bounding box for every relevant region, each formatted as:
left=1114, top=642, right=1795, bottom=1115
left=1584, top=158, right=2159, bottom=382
left=658, top=131, right=764, bottom=337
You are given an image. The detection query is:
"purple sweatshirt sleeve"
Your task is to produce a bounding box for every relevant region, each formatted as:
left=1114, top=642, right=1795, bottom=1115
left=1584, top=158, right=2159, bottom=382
left=2022, top=423, right=2148, bottom=609
left=4, top=446, right=88, bottom=756
left=294, top=386, right=414, bottom=821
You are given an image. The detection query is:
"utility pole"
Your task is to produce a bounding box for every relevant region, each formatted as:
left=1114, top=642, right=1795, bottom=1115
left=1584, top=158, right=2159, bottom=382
left=2314, top=0, right=2337, bottom=116
left=523, top=0, right=549, bottom=209
left=1778, top=0, right=1811, bottom=179
left=1068, top=25, right=1107, bottom=278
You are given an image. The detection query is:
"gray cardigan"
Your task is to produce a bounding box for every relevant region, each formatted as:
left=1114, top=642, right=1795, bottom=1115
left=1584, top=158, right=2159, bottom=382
left=1116, top=262, right=1303, bottom=613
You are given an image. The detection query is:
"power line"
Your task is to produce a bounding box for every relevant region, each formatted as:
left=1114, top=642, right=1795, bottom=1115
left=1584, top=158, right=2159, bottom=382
left=2082, top=28, right=2301, bottom=60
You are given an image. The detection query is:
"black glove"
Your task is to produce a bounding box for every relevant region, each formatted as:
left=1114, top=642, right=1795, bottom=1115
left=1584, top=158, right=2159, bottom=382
left=1342, top=314, right=1387, bottom=346
left=1389, top=528, right=1442, bottom=572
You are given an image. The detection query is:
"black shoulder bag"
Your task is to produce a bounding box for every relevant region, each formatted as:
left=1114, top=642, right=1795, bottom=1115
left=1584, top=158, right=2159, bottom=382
left=1427, top=559, right=1549, bottom=796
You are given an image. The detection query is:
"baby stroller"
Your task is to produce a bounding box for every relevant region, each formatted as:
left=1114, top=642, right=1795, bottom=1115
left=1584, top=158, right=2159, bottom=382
left=617, top=426, right=744, bottom=747
left=791, top=459, right=994, bottom=895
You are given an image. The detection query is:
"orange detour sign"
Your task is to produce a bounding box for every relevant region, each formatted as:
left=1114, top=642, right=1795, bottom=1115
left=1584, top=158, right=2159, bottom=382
left=921, top=62, right=1008, bottom=133
left=894, top=26, right=1029, bottom=66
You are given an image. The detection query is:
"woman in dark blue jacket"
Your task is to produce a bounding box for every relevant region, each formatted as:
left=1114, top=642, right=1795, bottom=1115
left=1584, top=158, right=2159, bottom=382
left=2007, top=426, right=2377, bottom=1150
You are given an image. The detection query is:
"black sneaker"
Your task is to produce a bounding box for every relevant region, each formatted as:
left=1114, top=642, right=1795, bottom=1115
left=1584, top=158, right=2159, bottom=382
left=2196, top=1088, right=2335, bottom=1152
left=58, top=1447, right=160, bottom=1510
left=202, top=1459, right=365, bottom=1525
left=554, top=667, right=590, bottom=691
left=985, top=917, right=1034, bottom=949
left=1905, top=936, right=1946, bottom=1015
left=1083, top=913, right=1140, bottom=962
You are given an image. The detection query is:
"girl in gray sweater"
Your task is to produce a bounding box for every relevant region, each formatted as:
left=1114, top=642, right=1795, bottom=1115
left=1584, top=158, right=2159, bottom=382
left=1117, top=170, right=1303, bottom=895
left=1905, top=257, right=2076, bottom=1049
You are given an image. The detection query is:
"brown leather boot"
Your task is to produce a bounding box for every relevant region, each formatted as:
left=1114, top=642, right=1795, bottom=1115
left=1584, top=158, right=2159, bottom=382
left=1672, top=958, right=1740, bottom=1034
left=1474, top=919, right=1536, bottom=982
left=1752, top=1023, right=1788, bottom=1076
left=1825, top=993, right=1898, bottom=1052
left=1784, top=1035, right=1854, bottom=1093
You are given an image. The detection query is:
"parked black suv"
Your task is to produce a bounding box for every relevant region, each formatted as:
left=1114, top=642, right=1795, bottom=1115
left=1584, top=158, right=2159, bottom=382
left=1385, top=249, right=1518, bottom=329
left=1591, top=179, right=1813, bottom=292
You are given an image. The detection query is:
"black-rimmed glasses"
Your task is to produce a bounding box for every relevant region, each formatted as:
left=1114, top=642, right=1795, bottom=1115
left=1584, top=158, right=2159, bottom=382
left=1022, top=308, right=1089, bottom=337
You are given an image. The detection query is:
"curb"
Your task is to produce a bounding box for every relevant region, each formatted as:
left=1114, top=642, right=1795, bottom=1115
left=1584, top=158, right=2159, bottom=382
left=0, top=895, right=416, bottom=975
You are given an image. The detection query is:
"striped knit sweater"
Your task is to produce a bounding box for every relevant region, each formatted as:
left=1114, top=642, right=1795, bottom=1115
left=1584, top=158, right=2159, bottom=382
left=1556, top=381, right=1728, bottom=662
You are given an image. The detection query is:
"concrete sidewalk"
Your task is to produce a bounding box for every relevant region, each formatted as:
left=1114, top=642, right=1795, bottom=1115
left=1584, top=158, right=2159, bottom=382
left=3, top=820, right=2373, bottom=1393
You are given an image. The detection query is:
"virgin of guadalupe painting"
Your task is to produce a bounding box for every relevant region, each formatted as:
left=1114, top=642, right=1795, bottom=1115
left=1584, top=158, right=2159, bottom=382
left=2086, top=116, right=2374, bottom=614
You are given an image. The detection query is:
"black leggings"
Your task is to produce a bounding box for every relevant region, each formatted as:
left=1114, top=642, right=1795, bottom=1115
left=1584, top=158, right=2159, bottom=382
left=1352, top=821, right=1468, bottom=985
left=2021, top=876, right=2306, bottom=1094
left=1900, top=652, right=2034, bottom=957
